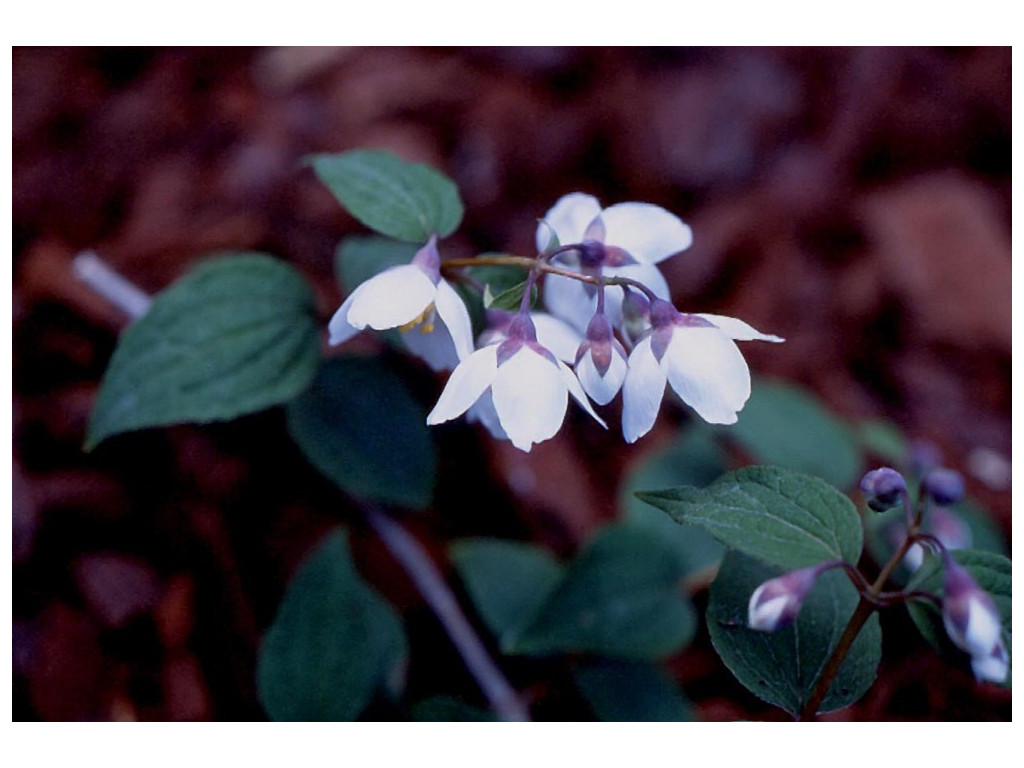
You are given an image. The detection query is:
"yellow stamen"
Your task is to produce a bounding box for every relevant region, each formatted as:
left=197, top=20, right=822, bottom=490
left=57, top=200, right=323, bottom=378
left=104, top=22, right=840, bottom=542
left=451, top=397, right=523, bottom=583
left=398, top=303, right=436, bottom=333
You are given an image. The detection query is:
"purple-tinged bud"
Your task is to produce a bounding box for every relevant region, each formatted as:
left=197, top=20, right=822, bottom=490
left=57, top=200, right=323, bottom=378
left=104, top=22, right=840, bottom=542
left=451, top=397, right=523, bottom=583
left=910, top=439, right=943, bottom=477
left=747, top=564, right=824, bottom=632
left=922, top=468, right=965, bottom=506
left=621, top=288, right=650, bottom=344
left=941, top=559, right=1007, bottom=683
left=582, top=312, right=614, bottom=376
left=859, top=467, right=907, bottom=512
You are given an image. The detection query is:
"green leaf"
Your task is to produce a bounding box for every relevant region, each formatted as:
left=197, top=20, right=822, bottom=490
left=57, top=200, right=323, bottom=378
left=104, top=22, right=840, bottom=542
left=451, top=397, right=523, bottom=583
left=87, top=254, right=320, bottom=450
left=637, top=465, right=863, bottom=569
left=619, top=425, right=728, bottom=577
left=483, top=279, right=537, bottom=312
left=856, top=420, right=909, bottom=466
left=310, top=150, right=463, bottom=242
left=723, top=380, right=862, bottom=488
left=707, top=550, right=881, bottom=717
left=286, top=357, right=436, bottom=509
left=906, top=549, right=1011, bottom=685
left=411, top=696, right=497, bottom=722
left=257, top=528, right=408, bottom=721
left=450, top=538, right=563, bottom=644
left=573, top=659, right=695, bottom=721
left=334, top=235, right=419, bottom=294
left=509, top=525, right=697, bottom=660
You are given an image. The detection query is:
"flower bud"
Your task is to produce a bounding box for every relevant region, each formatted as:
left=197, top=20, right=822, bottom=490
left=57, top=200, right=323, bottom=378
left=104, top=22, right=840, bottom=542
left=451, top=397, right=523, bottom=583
left=910, top=439, right=942, bottom=477
left=859, top=467, right=907, bottom=512
left=942, top=559, right=1008, bottom=683
left=748, top=564, right=823, bottom=632
left=922, top=468, right=965, bottom=506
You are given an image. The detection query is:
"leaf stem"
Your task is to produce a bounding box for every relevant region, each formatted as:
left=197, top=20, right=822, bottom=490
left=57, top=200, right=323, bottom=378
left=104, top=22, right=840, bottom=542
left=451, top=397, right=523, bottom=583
left=441, top=255, right=658, bottom=299
left=364, top=506, right=531, bottom=722
left=798, top=522, right=920, bottom=720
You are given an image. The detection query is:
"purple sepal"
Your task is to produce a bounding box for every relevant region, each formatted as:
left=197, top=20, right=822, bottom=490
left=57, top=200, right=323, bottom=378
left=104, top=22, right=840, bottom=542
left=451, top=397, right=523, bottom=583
left=411, top=234, right=441, bottom=282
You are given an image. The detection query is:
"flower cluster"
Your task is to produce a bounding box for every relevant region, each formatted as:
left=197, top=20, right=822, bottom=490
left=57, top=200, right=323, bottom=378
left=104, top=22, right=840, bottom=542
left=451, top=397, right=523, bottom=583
left=328, top=193, right=783, bottom=452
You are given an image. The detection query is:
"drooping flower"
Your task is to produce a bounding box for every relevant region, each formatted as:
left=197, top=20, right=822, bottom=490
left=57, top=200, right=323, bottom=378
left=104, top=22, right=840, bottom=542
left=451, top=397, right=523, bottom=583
left=426, top=314, right=605, bottom=452
left=621, top=299, right=783, bottom=442
left=748, top=564, right=827, bottom=632
left=328, top=236, right=473, bottom=371
left=574, top=311, right=628, bottom=405
left=941, top=557, right=1009, bottom=683
left=466, top=311, right=584, bottom=441
left=536, top=193, right=692, bottom=332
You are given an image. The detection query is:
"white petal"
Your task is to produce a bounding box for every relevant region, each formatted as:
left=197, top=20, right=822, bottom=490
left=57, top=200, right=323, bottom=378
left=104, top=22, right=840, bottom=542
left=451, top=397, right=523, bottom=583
left=466, top=390, right=509, bottom=441
left=600, top=202, right=693, bottom=264
left=491, top=348, right=567, bottom=452
left=695, top=313, right=785, bottom=343
left=426, top=345, right=498, bottom=425
left=400, top=319, right=460, bottom=372
left=535, top=193, right=603, bottom=252
left=575, top=347, right=626, bottom=406
left=971, top=639, right=1009, bottom=683
left=345, top=264, right=436, bottom=330
left=664, top=327, right=751, bottom=425
left=621, top=337, right=668, bottom=443
left=749, top=594, right=790, bottom=632
left=327, top=291, right=361, bottom=346
left=964, top=597, right=1003, bottom=655
left=433, top=278, right=475, bottom=361
left=531, top=312, right=584, bottom=363
left=603, top=262, right=670, bottom=327
left=542, top=272, right=596, bottom=334
left=559, top=360, right=607, bottom=428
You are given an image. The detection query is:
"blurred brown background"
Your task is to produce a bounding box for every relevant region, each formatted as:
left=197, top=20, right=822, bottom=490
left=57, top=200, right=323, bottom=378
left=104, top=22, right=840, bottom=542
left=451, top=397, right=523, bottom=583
left=12, top=47, right=1011, bottom=721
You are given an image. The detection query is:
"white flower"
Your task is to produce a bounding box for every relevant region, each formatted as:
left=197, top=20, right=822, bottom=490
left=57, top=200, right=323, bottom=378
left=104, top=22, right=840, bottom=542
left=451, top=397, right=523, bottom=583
left=748, top=565, right=822, bottom=632
left=426, top=315, right=606, bottom=452
left=942, top=559, right=1008, bottom=683
left=328, top=236, right=473, bottom=372
left=621, top=301, right=783, bottom=443
left=467, top=311, right=583, bottom=441
left=536, top=193, right=692, bottom=332
left=574, top=312, right=628, bottom=405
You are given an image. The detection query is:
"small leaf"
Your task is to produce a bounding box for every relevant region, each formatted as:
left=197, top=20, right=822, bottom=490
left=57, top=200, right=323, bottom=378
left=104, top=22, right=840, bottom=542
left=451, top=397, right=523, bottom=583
left=906, top=548, right=1011, bottom=685
left=708, top=550, right=882, bottom=717
left=257, top=528, right=408, bottom=721
left=509, top=525, right=697, bottom=660
left=334, top=235, right=419, bottom=294
left=87, top=254, right=320, bottom=449
left=310, top=150, right=463, bottom=242
left=286, top=357, right=436, bottom=509
left=619, top=425, right=728, bottom=577
left=411, top=696, right=497, bottom=722
left=637, top=465, right=863, bottom=569
left=484, top=279, right=536, bottom=312
left=723, top=380, right=862, bottom=488
left=450, top=538, right=564, bottom=643
left=573, top=659, right=695, bottom=722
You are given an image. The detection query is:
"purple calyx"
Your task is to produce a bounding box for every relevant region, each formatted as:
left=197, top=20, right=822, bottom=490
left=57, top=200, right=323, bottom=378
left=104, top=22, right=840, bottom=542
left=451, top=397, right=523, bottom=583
left=411, top=234, right=442, bottom=283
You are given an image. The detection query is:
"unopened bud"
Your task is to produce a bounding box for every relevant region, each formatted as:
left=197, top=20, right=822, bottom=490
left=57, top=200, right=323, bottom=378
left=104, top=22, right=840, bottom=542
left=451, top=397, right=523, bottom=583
left=910, top=439, right=942, bottom=477
left=942, top=559, right=1008, bottom=683
left=859, top=467, right=907, bottom=512
left=748, top=564, right=823, bottom=632
left=621, top=288, right=650, bottom=344
left=922, top=468, right=965, bottom=506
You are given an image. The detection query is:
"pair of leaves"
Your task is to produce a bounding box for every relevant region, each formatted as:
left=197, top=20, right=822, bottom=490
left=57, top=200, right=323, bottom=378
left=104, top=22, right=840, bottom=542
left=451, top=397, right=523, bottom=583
left=451, top=525, right=697, bottom=661
left=638, top=465, right=879, bottom=716
left=311, top=150, right=463, bottom=243
left=257, top=528, right=408, bottom=721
